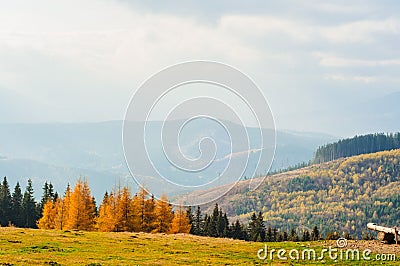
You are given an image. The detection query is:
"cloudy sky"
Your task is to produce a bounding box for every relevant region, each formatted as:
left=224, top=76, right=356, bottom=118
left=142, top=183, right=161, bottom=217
left=0, top=0, right=399, bottom=136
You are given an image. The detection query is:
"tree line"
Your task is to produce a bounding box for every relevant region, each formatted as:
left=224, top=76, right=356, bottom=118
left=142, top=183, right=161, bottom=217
left=189, top=206, right=320, bottom=242
left=38, top=179, right=191, bottom=234
left=313, top=133, right=400, bottom=164
left=0, top=177, right=37, bottom=228
left=1, top=176, right=324, bottom=242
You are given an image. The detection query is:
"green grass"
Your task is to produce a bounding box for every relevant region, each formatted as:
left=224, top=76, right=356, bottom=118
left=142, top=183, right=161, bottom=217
left=0, top=227, right=398, bottom=265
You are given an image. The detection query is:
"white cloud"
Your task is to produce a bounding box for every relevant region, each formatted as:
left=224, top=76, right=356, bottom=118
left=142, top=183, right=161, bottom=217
left=315, top=2, right=370, bottom=14
left=313, top=53, right=400, bottom=67
left=0, top=0, right=399, bottom=135
left=324, top=74, right=377, bottom=84
left=319, top=18, right=400, bottom=43
left=218, top=15, right=313, bottom=43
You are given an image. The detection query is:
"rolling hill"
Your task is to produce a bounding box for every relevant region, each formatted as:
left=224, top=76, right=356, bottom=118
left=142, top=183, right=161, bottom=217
left=181, top=149, right=400, bottom=239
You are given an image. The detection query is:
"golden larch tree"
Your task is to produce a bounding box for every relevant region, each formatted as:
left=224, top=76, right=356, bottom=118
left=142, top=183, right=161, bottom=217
left=96, top=192, right=117, bottom=232
left=137, top=187, right=148, bottom=231
left=170, top=205, right=191, bottom=234
left=115, top=187, right=132, bottom=232
left=65, top=179, right=96, bottom=230
left=143, top=195, right=156, bottom=232
left=129, top=193, right=142, bottom=232
left=37, top=200, right=56, bottom=229
left=54, top=184, right=71, bottom=230
left=153, top=194, right=173, bottom=233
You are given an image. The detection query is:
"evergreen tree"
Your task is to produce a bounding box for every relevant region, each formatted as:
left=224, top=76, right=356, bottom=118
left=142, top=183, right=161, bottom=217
left=277, top=230, right=283, bottom=242
left=311, top=226, right=320, bottom=240
left=232, top=219, right=245, bottom=240
left=22, top=179, right=38, bottom=228
left=0, top=177, right=12, bottom=226
left=222, top=213, right=230, bottom=237
left=266, top=226, right=273, bottom=242
left=193, top=206, right=203, bottom=235
left=209, top=203, right=219, bottom=237
left=289, top=228, right=298, bottom=242
left=53, top=191, right=59, bottom=202
left=256, top=212, right=266, bottom=242
left=248, top=212, right=265, bottom=242
left=203, top=214, right=211, bottom=236
left=186, top=206, right=195, bottom=234
left=217, top=210, right=228, bottom=237
left=39, top=181, right=55, bottom=215
left=272, top=227, right=278, bottom=242
left=247, top=213, right=258, bottom=241
left=11, top=182, right=23, bottom=227
left=302, top=230, right=311, bottom=241
left=283, top=230, right=288, bottom=241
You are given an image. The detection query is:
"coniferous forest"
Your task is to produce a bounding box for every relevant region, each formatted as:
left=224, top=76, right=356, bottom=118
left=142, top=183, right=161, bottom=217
left=313, top=133, right=400, bottom=164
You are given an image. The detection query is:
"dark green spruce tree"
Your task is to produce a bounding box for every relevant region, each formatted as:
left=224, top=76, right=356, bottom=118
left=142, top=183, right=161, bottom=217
left=209, top=203, right=219, bottom=237
left=186, top=206, right=195, bottom=234
left=311, top=226, right=320, bottom=241
left=39, top=181, right=55, bottom=215
left=0, top=177, right=12, bottom=226
left=11, top=182, right=24, bottom=227
left=22, top=179, right=38, bottom=228
left=193, top=206, right=203, bottom=235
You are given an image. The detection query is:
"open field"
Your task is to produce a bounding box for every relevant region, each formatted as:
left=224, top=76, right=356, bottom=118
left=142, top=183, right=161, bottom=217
left=0, top=228, right=400, bottom=265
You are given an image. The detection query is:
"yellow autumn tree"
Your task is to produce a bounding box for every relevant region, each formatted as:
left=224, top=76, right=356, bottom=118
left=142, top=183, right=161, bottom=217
left=153, top=194, right=173, bottom=233
left=96, top=192, right=117, bottom=232
left=54, top=184, right=71, bottom=230
left=129, top=193, right=142, bottom=232
left=65, top=179, right=96, bottom=230
left=137, top=187, right=147, bottom=231
left=115, top=187, right=132, bottom=232
left=143, top=195, right=156, bottom=232
left=37, top=200, right=56, bottom=229
left=170, top=205, right=191, bottom=234
left=128, top=187, right=149, bottom=232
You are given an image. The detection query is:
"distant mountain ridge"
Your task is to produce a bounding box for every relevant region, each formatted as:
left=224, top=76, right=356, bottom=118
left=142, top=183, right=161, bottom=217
left=0, top=121, right=335, bottom=200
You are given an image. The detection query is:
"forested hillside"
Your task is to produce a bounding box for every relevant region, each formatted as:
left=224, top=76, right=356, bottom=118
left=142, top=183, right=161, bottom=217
left=195, top=149, right=400, bottom=239
left=313, top=133, right=400, bottom=164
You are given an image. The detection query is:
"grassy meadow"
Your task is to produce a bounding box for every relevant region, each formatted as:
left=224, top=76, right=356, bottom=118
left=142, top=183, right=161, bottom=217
left=0, top=227, right=399, bottom=265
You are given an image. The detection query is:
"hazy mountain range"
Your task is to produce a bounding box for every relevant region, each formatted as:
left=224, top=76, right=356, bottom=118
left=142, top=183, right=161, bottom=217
left=0, top=121, right=336, bottom=200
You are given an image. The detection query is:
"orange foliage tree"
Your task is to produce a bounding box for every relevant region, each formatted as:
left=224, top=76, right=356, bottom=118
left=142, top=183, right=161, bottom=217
left=170, top=205, right=191, bottom=234
left=153, top=194, right=174, bottom=233
left=64, top=179, right=96, bottom=230
left=37, top=180, right=178, bottom=234
left=37, top=200, right=56, bottom=229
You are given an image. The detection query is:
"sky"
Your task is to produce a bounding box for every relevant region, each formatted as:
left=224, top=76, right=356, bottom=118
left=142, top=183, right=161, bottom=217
left=0, top=0, right=399, bottom=136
